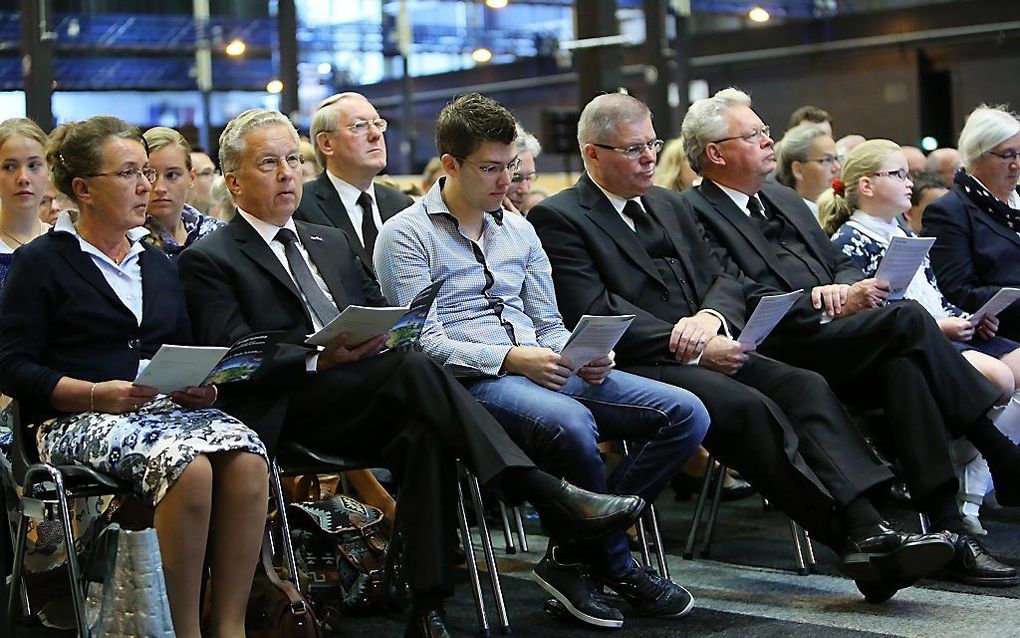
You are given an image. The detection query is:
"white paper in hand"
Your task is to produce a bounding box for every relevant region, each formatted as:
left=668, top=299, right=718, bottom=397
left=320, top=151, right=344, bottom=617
left=737, top=290, right=802, bottom=349
left=874, top=236, right=935, bottom=301
left=560, top=315, right=635, bottom=373
left=968, top=288, right=1020, bottom=326
left=305, top=305, right=409, bottom=347
left=134, top=345, right=229, bottom=394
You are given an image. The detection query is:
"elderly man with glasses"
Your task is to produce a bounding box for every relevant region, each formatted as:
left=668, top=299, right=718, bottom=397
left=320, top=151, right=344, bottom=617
left=294, top=92, right=413, bottom=267
left=682, top=87, right=1020, bottom=588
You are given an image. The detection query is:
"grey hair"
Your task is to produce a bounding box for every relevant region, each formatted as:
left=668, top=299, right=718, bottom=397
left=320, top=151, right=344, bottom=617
left=958, top=104, right=1020, bottom=169
left=681, top=87, right=752, bottom=173
left=219, top=109, right=298, bottom=174
left=774, top=123, right=830, bottom=188
left=310, top=92, right=367, bottom=168
left=577, top=93, right=652, bottom=151
left=515, top=123, right=542, bottom=157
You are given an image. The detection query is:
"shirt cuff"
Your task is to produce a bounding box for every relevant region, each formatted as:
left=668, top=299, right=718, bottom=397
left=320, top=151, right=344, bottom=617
left=698, top=309, right=732, bottom=339
left=306, top=350, right=320, bottom=373
left=685, top=352, right=704, bottom=366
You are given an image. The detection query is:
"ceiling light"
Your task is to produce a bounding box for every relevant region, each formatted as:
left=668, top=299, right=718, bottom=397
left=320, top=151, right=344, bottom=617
left=748, top=6, right=770, bottom=23
left=486, top=0, right=509, bottom=8
left=225, top=39, right=247, bottom=56
left=317, top=62, right=332, bottom=75
left=472, top=47, right=493, bottom=63
left=266, top=79, right=283, bottom=94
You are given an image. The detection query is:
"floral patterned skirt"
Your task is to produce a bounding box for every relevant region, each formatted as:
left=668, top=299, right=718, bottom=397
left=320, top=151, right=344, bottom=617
left=36, top=397, right=267, bottom=506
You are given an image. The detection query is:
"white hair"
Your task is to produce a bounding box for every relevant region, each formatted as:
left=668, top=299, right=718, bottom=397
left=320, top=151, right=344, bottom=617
left=958, top=104, right=1020, bottom=168
left=515, top=123, right=542, bottom=157
left=219, top=109, right=298, bottom=173
left=681, top=87, right=752, bottom=173
left=309, top=92, right=368, bottom=168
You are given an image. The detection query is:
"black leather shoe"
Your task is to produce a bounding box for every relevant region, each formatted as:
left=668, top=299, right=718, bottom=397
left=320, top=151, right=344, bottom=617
left=839, top=523, right=954, bottom=582
left=855, top=577, right=915, bottom=604
left=671, top=471, right=755, bottom=502
left=599, top=560, right=694, bottom=618
left=535, top=479, right=645, bottom=541
left=936, top=532, right=1019, bottom=587
left=532, top=554, right=624, bottom=628
left=404, top=609, right=451, bottom=638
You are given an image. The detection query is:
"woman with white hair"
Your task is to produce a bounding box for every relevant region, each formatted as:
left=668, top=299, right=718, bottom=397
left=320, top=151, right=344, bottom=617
left=775, top=123, right=840, bottom=221
left=923, top=104, right=1020, bottom=341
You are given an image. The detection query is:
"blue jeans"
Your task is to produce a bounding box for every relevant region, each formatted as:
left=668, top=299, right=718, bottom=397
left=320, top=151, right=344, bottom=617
left=464, top=370, right=709, bottom=575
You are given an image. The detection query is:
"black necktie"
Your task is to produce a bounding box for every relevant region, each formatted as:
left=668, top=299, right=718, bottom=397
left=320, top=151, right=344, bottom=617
left=357, top=191, right=377, bottom=258
left=623, top=200, right=660, bottom=257
left=274, top=228, right=340, bottom=326
left=747, top=195, right=768, bottom=221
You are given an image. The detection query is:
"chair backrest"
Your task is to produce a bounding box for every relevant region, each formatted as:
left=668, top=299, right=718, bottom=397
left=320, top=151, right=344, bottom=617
left=8, top=401, right=38, bottom=485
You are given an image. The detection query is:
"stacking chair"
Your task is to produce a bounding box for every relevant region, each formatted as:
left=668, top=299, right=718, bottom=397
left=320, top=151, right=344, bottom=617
left=682, top=456, right=816, bottom=576
left=268, top=441, right=513, bottom=635
left=5, top=401, right=132, bottom=638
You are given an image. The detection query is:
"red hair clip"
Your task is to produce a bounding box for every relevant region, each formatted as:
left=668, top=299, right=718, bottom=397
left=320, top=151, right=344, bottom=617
left=831, top=178, right=845, bottom=197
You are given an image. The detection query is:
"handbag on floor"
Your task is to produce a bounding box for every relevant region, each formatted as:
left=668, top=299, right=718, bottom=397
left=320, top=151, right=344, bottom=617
left=245, top=527, right=322, bottom=638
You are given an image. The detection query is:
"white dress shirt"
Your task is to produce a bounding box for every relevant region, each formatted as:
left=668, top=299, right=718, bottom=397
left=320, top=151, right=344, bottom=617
left=325, top=171, right=382, bottom=247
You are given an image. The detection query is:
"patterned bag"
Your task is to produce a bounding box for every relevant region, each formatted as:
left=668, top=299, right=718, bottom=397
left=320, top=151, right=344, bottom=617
left=287, top=494, right=391, bottom=621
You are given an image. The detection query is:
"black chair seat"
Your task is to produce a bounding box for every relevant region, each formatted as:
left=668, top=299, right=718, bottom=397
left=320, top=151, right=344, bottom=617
left=51, top=465, right=130, bottom=492
left=276, top=441, right=376, bottom=474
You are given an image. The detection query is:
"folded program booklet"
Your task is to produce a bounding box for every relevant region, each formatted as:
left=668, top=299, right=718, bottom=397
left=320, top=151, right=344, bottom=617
left=305, top=279, right=443, bottom=350
left=560, top=315, right=635, bottom=373
left=134, top=331, right=281, bottom=393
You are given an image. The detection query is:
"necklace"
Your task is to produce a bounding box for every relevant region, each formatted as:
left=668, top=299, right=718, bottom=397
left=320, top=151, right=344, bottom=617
left=0, top=220, right=43, bottom=248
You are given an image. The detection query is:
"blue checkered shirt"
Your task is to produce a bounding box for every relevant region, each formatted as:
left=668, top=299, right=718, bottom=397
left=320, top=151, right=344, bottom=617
left=375, top=179, right=571, bottom=377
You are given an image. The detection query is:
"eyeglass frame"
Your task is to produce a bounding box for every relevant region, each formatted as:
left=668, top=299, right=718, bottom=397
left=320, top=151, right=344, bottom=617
left=454, top=155, right=522, bottom=176
left=253, top=153, right=306, bottom=174
left=710, top=125, right=772, bottom=145
left=331, top=118, right=390, bottom=136
left=591, top=139, right=664, bottom=160
left=868, top=168, right=911, bottom=181
left=986, top=149, right=1020, bottom=163
left=511, top=172, right=538, bottom=184
left=83, top=166, right=157, bottom=184
left=801, top=155, right=840, bottom=167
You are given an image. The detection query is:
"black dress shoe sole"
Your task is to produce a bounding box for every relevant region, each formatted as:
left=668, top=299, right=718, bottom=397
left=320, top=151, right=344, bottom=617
left=856, top=577, right=917, bottom=604
left=841, top=537, right=954, bottom=583
left=532, top=571, right=624, bottom=628
left=936, top=569, right=1020, bottom=587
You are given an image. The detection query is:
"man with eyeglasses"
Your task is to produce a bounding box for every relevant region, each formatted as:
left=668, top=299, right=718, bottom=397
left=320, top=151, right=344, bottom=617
left=681, top=88, right=1020, bottom=587
left=505, top=125, right=542, bottom=215
left=186, top=148, right=218, bottom=214
left=295, top=92, right=413, bottom=267
left=376, top=92, right=712, bottom=628
left=179, top=108, right=654, bottom=638
left=529, top=92, right=961, bottom=602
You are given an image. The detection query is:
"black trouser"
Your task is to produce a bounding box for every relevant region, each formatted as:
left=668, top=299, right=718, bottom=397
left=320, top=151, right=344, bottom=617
left=281, top=349, right=535, bottom=596
left=764, top=301, right=1002, bottom=502
left=625, top=353, right=892, bottom=549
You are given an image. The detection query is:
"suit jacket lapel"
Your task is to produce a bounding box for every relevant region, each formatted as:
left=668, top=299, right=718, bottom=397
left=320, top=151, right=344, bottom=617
left=374, top=184, right=399, bottom=222
left=759, top=188, right=834, bottom=278
left=577, top=174, right=666, bottom=288
left=296, top=221, right=348, bottom=311
left=976, top=209, right=1020, bottom=250
left=697, top=180, right=795, bottom=289
left=229, top=214, right=312, bottom=325
left=314, top=172, right=357, bottom=235
left=52, top=232, right=133, bottom=316
left=641, top=189, right=698, bottom=283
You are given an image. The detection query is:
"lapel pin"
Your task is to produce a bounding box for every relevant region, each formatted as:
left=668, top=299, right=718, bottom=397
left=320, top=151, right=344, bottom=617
left=310, top=235, right=323, bottom=241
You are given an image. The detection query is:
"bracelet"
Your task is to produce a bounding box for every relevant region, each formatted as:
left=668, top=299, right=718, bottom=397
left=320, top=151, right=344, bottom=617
left=89, top=383, right=97, bottom=412
left=211, top=384, right=219, bottom=402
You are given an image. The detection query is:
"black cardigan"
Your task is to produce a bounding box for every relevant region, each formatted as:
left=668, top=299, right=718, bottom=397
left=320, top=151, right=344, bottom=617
left=0, top=229, right=192, bottom=422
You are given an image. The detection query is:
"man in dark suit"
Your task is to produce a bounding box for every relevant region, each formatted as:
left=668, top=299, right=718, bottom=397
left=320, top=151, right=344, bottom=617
left=177, top=108, right=646, bottom=638
left=529, top=92, right=955, bottom=602
left=294, top=92, right=413, bottom=265
left=680, top=87, right=1020, bottom=587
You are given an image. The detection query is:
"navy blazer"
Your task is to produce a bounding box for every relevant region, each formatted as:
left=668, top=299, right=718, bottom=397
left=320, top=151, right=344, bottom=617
left=0, top=230, right=191, bottom=422
left=177, top=213, right=387, bottom=451
left=529, top=174, right=777, bottom=366
left=293, top=172, right=413, bottom=267
left=922, top=185, right=1020, bottom=340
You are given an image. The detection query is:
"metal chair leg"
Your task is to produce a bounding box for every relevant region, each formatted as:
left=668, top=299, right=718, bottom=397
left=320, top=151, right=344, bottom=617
left=803, top=528, right=817, bottom=572
left=918, top=512, right=930, bottom=533
left=700, top=463, right=726, bottom=559
left=6, top=488, right=31, bottom=634
left=497, top=501, right=516, bottom=554
left=646, top=504, right=670, bottom=579
left=455, top=476, right=490, bottom=635
left=789, top=519, right=809, bottom=576
left=466, top=470, right=510, bottom=635
left=683, top=455, right=715, bottom=560
left=512, top=506, right=528, bottom=553
left=268, top=460, right=300, bottom=589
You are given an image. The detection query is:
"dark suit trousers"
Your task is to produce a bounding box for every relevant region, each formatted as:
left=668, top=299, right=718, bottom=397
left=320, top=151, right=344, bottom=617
left=625, top=354, right=892, bottom=549
left=763, top=301, right=1002, bottom=502
left=279, top=349, right=535, bottom=596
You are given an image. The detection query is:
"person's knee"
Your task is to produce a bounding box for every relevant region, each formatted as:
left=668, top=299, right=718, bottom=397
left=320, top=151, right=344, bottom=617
left=165, top=454, right=214, bottom=514
left=986, top=362, right=1015, bottom=402
left=531, top=406, right=601, bottom=465
left=666, top=391, right=710, bottom=442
